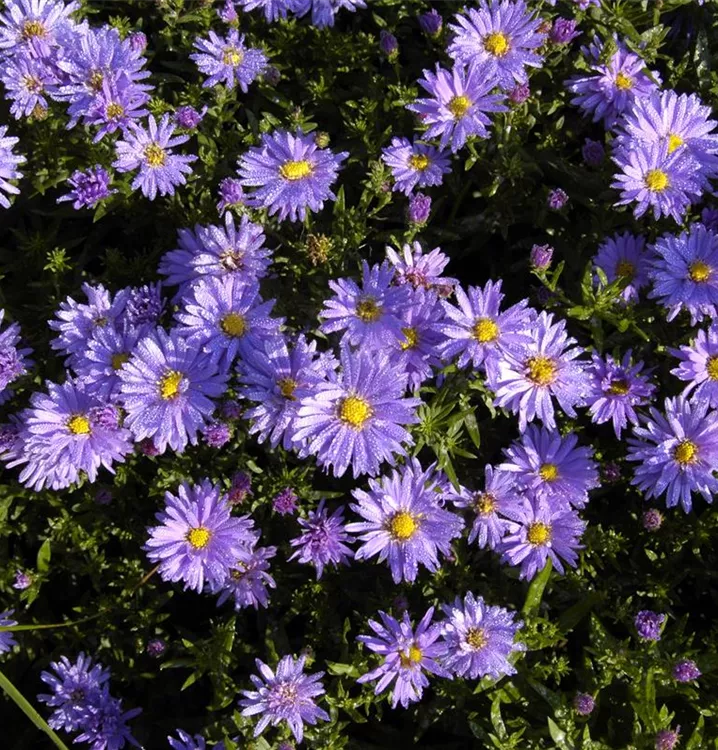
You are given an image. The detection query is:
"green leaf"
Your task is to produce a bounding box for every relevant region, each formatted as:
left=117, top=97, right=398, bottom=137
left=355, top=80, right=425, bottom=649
left=36, top=539, right=51, bottom=574
left=547, top=717, right=573, bottom=750
left=522, top=558, right=552, bottom=617
left=685, top=716, right=705, bottom=750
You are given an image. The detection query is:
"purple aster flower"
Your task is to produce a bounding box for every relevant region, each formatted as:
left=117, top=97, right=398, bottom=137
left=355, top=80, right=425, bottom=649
left=440, top=592, right=524, bottom=679
left=586, top=351, right=655, bottom=438
left=128, top=31, right=147, bottom=52
left=357, top=606, right=450, bottom=708
left=447, top=465, right=515, bottom=549
left=385, top=241, right=456, bottom=294
left=655, top=728, right=680, bottom=750
left=671, top=324, right=718, bottom=407
left=573, top=693, right=595, bottom=716
left=175, top=277, right=279, bottom=370
left=118, top=328, right=228, bottom=454
left=237, top=129, right=348, bottom=222
left=0, top=308, right=32, bottom=404
left=499, top=425, right=599, bottom=510
left=319, top=261, right=411, bottom=350
left=73, top=324, right=140, bottom=401
left=0, top=609, right=17, bottom=654
left=1, top=49, right=55, bottom=119
left=499, top=495, right=586, bottom=580
left=381, top=137, right=451, bottom=195
left=627, top=396, right=718, bottom=513
left=219, top=0, right=238, bottom=23
left=642, top=508, right=663, bottom=532
left=175, top=105, right=205, bottom=130
left=594, top=232, right=649, bottom=304
left=447, top=1, right=545, bottom=90
left=407, top=62, right=508, bottom=153
left=146, top=639, right=166, bottom=658
left=648, top=224, right=718, bottom=324
left=144, top=479, right=257, bottom=592
left=113, top=114, right=197, bottom=200
left=72, top=694, right=142, bottom=750
left=0, top=0, right=79, bottom=58
left=191, top=29, right=267, bottom=91
left=611, top=141, right=702, bottom=223
left=169, top=729, right=206, bottom=750
left=202, top=420, right=231, bottom=448
left=347, top=459, right=464, bottom=583
left=550, top=18, right=580, bottom=44
left=582, top=138, right=604, bottom=167
left=635, top=609, right=665, bottom=641
left=273, top=488, right=298, bottom=515
left=38, top=653, right=111, bottom=732
left=10, top=380, right=133, bottom=491
left=419, top=8, right=442, bottom=36
left=291, top=0, right=366, bottom=29
left=379, top=30, right=398, bottom=60
left=239, top=333, right=333, bottom=451
left=0, top=125, right=25, bottom=208
left=530, top=244, right=553, bottom=271
left=492, top=311, right=590, bottom=433
left=292, top=345, right=420, bottom=477
left=508, top=82, right=529, bottom=104
left=76, top=77, right=151, bottom=141
left=13, top=570, right=31, bottom=590
left=438, top=280, right=533, bottom=377
left=122, top=282, right=165, bottom=333
left=236, top=0, right=294, bottom=23
left=289, top=500, right=354, bottom=578
left=567, top=36, right=661, bottom=128
left=216, top=177, right=244, bottom=215
left=547, top=188, right=568, bottom=210
left=407, top=192, right=431, bottom=225
left=212, top=542, right=277, bottom=610
left=239, top=655, right=329, bottom=743
left=673, top=659, right=701, bottom=683
left=57, top=165, right=116, bottom=210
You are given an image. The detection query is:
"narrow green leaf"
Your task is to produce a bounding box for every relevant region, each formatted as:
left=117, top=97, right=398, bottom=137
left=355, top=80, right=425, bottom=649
left=36, top=539, right=51, bottom=574
left=522, top=558, right=552, bottom=617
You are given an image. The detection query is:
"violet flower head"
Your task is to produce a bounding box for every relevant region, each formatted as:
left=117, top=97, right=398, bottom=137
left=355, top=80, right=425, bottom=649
left=191, top=29, right=267, bottom=91
left=228, top=471, right=252, bottom=505
left=419, top=8, right=442, bottom=36
left=634, top=609, right=665, bottom=641
left=672, top=659, right=701, bottom=683
left=381, top=137, right=451, bottom=196
left=530, top=244, right=553, bottom=271
left=550, top=18, right=580, bottom=45
left=508, top=82, right=530, bottom=104
left=0, top=0, right=79, bottom=57
left=211, top=542, right=277, bottom=611
left=670, top=323, right=718, bottom=408
left=57, top=165, right=116, bottom=210
left=289, top=500, right=354, bottom=578
left=385, top=241, right=456, bottom=293
left=0, top=308, right=32, bottom=404
left=573, top=693, right=595, bottom=716
left=147, top=639, right=166, bottom=658
left=272, top=487, right=298, bottom=515
left=0, top=125, right=25, bottom=209
left=593, top=231, right=649, bottom=304
left=175, top=105, right=205, bottom=130
left=0, top=609, right=17, bottom=654
left=202, top=420, right=231, bottom=448
left=216, top=177, right=244, bottom=215
left=642, top=508, right=663, bottom=532
left=655, top=728, right=680, bottom=750
left=379, top=30, right=398, bottom=60
left=13, top=570, right=31, bottom=590
left=407, top=192, right=432, bottom=225
left=547, top=188, right=568, bottom=210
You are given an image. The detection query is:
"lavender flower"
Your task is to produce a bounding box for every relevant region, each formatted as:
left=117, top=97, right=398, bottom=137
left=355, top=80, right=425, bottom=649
left=1, top=50, right=55, bottom=119
left=670, top=324, right=718, bottom=407
left=13, top=570, right=31, bottom=590
left=381, top=137, right=451, bottom=195
left=175, top=105, right=205, bottom=129
left=407, top=192, right=431, bottom=225
left=547, top=188, right=568, bottom=210
left=0, top=125, right=25, bottom=208
left=122, top=283, right=165, bottom=332
left=0, top=0, right=79, bottom=57
left=169, top=730, right=206, bottom=750
left=419, top=8, right=442, bottom=36
left=530, top=244, right=553, bottom=271
left=236, top=0, right=294, bottom=22
left=289, top=501, right=354, bottom=578
left=216, top=177, right=244, bottom=215
left=672, top=659, right=701, bottom=683
left=0, top=308, right=32, bottom=404
left=212, top=543, right=277, bottom=611
left=385, top=242, right=456, bottom=293
left=379, top=30, right=398, bottom=60
left=550, top=18, right=580, bottom=45
left=642, top=508, right=663, bottom=532
left=655, top=728, right=680, bottom=750
left=573, top=693, right=595, bottom=716
left=147, top=639, right=166, bottom=658
left=202, top=420, right=231, bottom=448
left=191, top=29, right=267, bottom=91
left=72, top=695, right=141, bottom=750
left=272, top=487, right=298, bottom=515
left=635, top=610, right=665, bottom=641
left=508, top=82, right=529, bottom=104
left=0, top=610, right=17, bottom=654
left=593, top=232, right=649, bottom=304
left=57, top=165, right=116, bottom=210
left=228, top=471, right=252, bottom=505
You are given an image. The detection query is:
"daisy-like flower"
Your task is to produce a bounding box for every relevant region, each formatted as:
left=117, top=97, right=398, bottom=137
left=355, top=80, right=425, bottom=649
left=1, top=49, right=55, bottom=119
left=72, top=695, right=142, bottom=750
left=236, top=0, right=294, bottom=22
left=0, top=125, right=25, bottom=209
left=237, top=129, right=348, bottom=222
left=190, top=29, right=267, bottom=91
left=438, top=279, right=533, bottom=377
left=648, top=224, right=718, bottom=324
left=122, top=282, right=165, bottom=333
left=492, top=311, right=589, bottom=432
left=447, top=465, right=516, bottom=549
left=292, top=345, right=421, bottom=478
left=319, top=261, right=412, bottom=350
left=216, top=176, right=244, bottom=216
left=593, top=232, right=650, bottom=305
left=174, top=277, right=280, bottom=370
left=440, top=592, right=525, bottom=679
left=498, top=425, right=600, bottom=510
left=347, top=459, right=464, bottom=583
left=499, top=495, right=586, bottom=580
left=78, top=77, right=150, bottom=142
left=144, top=479, right=257, bottom=592
left=635, top=609, right=665, bottom=641
left=11, top=380, right=133, bottom=491
left=292, top=0, right=366, bottom=29
left=0, top=0, right=78, bottom=58
left=239, top=655, right=329, bottom=743
left=627, top=396, right=718, bottom=513
left=357, top=606, right=450, bottom=708
left=586, top=351, right=655, bottom=438
left=211, top=542, right=277, bottom=611
left=239, top=333, right=336, bottom=451
left=407, top=62, right=508, bottom=153
left=671, top=324, right=718, bottom=407
left=57, top=165, right=116, bottom=210
left=611, top=141, right=702, bottom=223
left=567, top=36, right=661, bottom=128
left=289, top=500, right=354, bottom=578
left=0, top=308, right=32, bottom=404
left=113, top=114, right=197, bottom=200
left=381, top=137, right=451, bottom=195
left=117, top=328, right=228, bottom=454
left=385, top=241, right=457, bottom=294
left=0, top=609, right=18, bottom=654
left=447, top=0, right=545, bottom=90
left=168, top=730, right=207, bottom=750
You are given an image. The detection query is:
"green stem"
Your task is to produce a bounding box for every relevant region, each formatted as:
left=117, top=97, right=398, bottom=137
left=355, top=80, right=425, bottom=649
left=0, top=667, right=71, bottom=750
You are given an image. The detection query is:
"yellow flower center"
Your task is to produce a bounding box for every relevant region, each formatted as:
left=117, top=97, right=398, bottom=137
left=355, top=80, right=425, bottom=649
left=484, top=32, right=509, bottom=57
left=616, top=260, right=635, bottom=280
left=447, top=95, right=471, bottom=119
left=608, top=378, right=630, bottom=395
left=475, top=492, right=496, bottom=515
left=539, top=463, right=559, bottom=482
left=106, top=102, right=124, bottom=119
left=67, top=415, right=91, bottom=435
left=644, top=169, right=669, bottom=192
left=667, top=133, right=684, bottom=154
left=390, top=511, right=417, bottom=540
left=707, top=356, right=718, bottom=381
left=23, top=75, right=42, bottom=93
left=673, top=439, right=698, bottom=466
left=111, top=353, right=130, bottom=371
left=527, top=521, right=552, bottom=546
left=526, top=356, right=557, bottom=386
left=408, top=153, right=430, bottom=171
left=466, top=627, right=487, bottom=650
left=356, top=297, right=382, bottom=323
left=159, top=370, right=184, bottom=400
left=220, top=312, right=248, bottom=338
left=278, top=377, right=297, bottom=399
left=689, top=261, right=711, bottom=283
left=222, top=46, right=243, bottom=66
left=89, top=70, right=104, bottom=92
left=144, top=143, right=166, bottom=168
left=401, top=326, right=419, bottom=350
left=615, top=72, right=633, bottom=90
left=473, top=317, right=499, bottom=343
left=339, top=395, right=372, bottom=428
left=22, top=20, right=45, bottom=38
left=280, top=160, right=313, bottom=181
left=399, top=644, right=423, bottom=667
left=186, top=526, right=212, bottom=550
